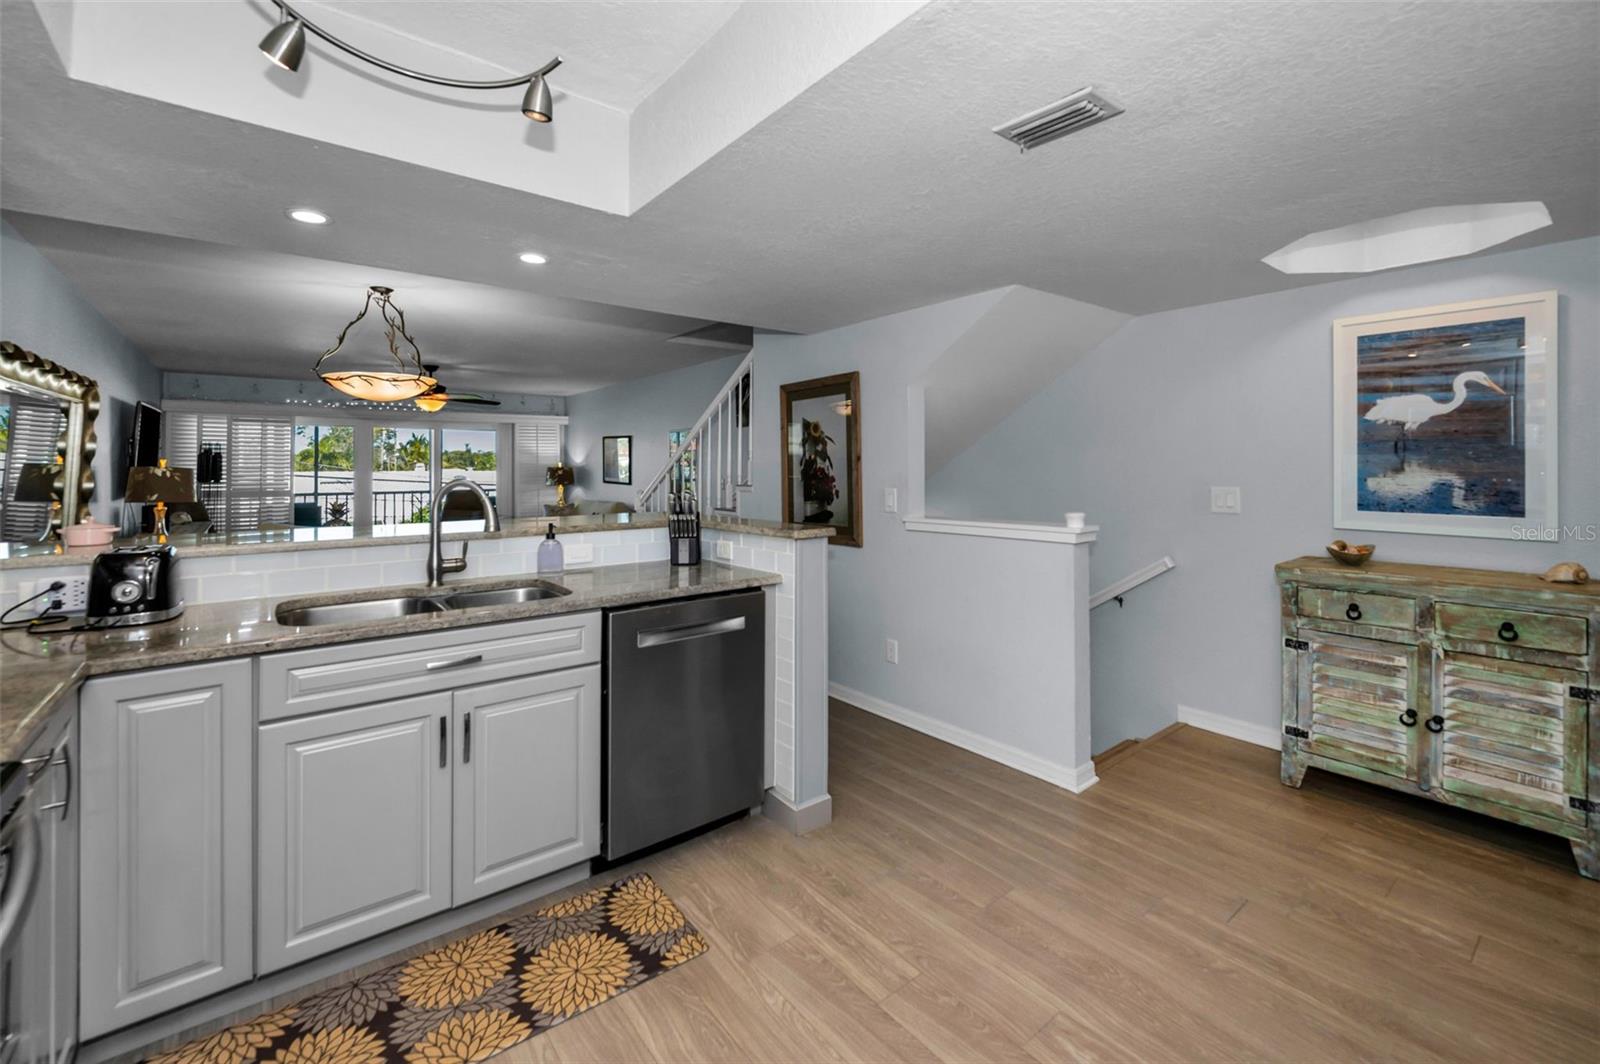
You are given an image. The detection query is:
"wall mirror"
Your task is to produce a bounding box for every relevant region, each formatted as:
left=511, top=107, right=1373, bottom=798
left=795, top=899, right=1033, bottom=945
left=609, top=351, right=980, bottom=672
left=0, top=341, right=100, bottom=540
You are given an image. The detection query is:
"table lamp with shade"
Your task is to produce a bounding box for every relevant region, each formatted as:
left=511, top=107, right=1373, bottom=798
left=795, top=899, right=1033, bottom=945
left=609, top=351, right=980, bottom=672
left=125, top=460, right=195, bottom=540
left=546, top=463, right=575, bottom=507
left=13, top=461, right=63, bottom=541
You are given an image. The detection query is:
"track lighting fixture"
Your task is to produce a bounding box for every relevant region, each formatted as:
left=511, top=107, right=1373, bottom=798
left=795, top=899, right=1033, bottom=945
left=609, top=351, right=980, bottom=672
left=258, top=13, right=306, bottom=72
left=258, top=0, right=561, bottom=123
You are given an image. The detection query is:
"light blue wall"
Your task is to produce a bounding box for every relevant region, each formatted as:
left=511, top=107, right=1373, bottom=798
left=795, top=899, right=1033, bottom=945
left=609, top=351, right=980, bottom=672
left=928, top=237, right=1600, bottom=751
left=563, top=354, right=744, bottom=505
left=2, top=220, right=163, bottom=523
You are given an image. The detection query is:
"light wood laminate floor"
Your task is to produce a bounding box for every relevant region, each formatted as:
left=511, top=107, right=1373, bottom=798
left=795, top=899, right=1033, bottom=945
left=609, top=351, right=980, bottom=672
left=144, top=700, right=1599, bottom=1063
left=515, top=701, right=1597, bottom=1063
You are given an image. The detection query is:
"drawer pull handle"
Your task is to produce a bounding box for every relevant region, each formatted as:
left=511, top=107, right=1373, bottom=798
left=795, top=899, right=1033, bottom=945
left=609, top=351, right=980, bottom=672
left=439, top=716, right=448, bottom=768
left=426, top=653, right=484, bottom=671
left=1425, top=715, right=1444, bottom=733
left=1345, top=602, right=1363, bottom=621
left=1498, top=621, right=1518, bottom=642
left=1399, top=709, right=1417, bottom=727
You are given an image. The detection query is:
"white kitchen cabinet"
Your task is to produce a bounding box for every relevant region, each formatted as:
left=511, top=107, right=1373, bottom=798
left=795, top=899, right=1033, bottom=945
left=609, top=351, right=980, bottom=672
left=256, top=692, right=454, bottom=974
left=78, top=661, right=254, bottom=1040
left=452, top=665, right=600, bottom=904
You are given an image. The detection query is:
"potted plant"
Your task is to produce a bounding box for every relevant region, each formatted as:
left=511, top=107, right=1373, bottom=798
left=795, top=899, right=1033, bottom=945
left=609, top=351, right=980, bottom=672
left=799, top=418, right=837, bottom=523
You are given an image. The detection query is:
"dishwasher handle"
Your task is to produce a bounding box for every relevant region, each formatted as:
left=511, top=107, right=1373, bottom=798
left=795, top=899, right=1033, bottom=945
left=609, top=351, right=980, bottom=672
left=636, top=615, right=746, bottom=649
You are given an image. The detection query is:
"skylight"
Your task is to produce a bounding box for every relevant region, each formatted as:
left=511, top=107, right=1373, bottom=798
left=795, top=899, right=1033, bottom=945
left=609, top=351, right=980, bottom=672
left=1262, top=202, right=1552, bottom=274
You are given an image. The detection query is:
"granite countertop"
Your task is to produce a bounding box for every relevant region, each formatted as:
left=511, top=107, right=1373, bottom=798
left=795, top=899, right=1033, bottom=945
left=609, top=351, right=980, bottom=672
left=0, top=560, right=781, bottom=763
left=0, top=513, right=834, bottom=571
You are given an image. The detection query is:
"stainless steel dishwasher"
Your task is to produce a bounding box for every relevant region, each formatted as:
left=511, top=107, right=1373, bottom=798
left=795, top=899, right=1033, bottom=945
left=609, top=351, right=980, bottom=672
left=604, top=590, right=765, bottom=859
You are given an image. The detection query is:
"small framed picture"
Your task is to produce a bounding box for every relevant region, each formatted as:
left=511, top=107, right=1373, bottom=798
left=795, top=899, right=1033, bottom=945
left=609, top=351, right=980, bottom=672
left=602, top=435, right=632, bottom=485
left=1332, top=290, right=1557, bottom=539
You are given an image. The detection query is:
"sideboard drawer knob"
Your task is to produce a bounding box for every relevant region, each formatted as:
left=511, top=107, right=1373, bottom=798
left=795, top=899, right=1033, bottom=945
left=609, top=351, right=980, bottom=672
left=1345, top=602, right=1363, bottom=621
left=1498, top=621, right=1519, bottom=642
left=1425, top=715, right=1445, bottom=733
left=1399, top=709, right=1418, bottom=727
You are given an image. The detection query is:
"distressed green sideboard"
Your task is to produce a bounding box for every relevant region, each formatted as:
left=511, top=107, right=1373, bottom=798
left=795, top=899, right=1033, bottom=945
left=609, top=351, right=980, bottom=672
left=1276, top=556, right=1599, bottom=878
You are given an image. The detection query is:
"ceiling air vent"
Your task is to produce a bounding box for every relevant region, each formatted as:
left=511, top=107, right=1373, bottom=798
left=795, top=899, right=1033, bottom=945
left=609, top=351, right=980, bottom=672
left=992, top=87, right=1123, bottom=151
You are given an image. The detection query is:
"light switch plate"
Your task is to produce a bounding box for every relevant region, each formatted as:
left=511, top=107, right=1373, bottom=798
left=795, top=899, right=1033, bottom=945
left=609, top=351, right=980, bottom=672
left=564, top=543, right=595, bottom=565
left=1210, top=487, right=1242, bottom=514
left=883, top=487, right=898, bottom=513
left=715, top=539, right=733, bottom=561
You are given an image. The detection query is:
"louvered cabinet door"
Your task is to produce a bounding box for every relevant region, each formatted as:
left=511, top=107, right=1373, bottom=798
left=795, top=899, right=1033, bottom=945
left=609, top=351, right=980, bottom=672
left=1297, top=632, right=1420, bottom=781
left=1435, top=653, right=1589, bottom=829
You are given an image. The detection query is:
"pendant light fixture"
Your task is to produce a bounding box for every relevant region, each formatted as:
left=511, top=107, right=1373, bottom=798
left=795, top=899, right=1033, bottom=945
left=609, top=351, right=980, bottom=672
left=258, top=0, right=562, bottom=124
left=314, top=286, right=437, bottom=402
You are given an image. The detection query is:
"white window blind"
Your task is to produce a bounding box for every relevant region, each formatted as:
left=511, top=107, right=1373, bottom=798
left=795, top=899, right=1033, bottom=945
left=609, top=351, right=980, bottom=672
left=513, top=420, right=564, bottom=516
left=166, top=412, right=294, bottom=532
left=1, top=392, right=64, bottom=539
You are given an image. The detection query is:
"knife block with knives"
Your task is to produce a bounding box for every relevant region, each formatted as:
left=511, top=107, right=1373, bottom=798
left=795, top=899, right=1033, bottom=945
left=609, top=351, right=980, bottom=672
left=668, top=494, right=701, bottom=567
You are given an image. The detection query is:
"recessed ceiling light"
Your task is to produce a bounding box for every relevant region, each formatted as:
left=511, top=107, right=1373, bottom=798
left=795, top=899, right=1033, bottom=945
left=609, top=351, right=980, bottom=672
left=286, top=208, right=330, bottom=225
left=1262, top=202, right=1551, bottom=275
left=519, top=252, right=548, bottom=265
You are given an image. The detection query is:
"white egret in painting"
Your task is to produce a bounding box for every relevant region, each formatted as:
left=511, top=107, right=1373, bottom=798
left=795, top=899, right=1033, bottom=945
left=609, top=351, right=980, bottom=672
left=1363, top=370, right=1507, bottom=452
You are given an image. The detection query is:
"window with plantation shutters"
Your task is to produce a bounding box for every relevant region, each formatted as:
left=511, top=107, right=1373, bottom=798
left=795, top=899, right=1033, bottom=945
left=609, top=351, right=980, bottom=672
left=165, top=412, right=294, bottom=532
left=0, top=391, right=64, bottom=539
left=513, top=419, right=564, bottom=516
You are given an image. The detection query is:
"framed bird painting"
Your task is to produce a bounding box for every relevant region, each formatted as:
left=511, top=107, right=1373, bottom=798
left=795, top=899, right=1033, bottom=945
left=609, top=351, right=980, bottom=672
left=1332, top=290, right=1558, bottom=539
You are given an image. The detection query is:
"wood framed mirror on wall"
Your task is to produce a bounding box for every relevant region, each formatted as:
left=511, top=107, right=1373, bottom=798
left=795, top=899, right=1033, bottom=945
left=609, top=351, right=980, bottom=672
left=779, top=371, right=861, bottom=547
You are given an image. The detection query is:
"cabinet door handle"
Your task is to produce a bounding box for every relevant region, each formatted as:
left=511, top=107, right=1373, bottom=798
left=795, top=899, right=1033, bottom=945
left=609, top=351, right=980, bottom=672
left=1425, top=715, right=1445, bottom=733
left=426, top=653, right=484, bottom=671
left=1498, top=621, right=1519, bottom=642
left=439, top=716, right=448, bottom=768
left=1345, top=602, right=1363, bottom=621
left=37, top=746, right=71, bottom=820
left=1398, top=708, right=1418, bottom=727
left=463, top=712, right=472, bottom=765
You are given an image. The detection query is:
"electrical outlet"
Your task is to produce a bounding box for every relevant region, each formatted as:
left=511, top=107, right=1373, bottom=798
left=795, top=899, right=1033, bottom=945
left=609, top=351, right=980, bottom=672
left=883, top=487, right=898, bottom=513
left=1210, top=486, right=1242, bottom=514
left=885, top=638, right=899, bottom=664
left=715, top=539, right=733, bottom=561
left=564, top=543, right=595, bottom=565
left=31, top=576, right=88, bottom=615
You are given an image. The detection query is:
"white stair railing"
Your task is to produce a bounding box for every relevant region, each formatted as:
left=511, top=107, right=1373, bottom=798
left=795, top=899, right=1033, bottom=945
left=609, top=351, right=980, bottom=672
left=1090, top=556, right=1176, bottom=609
left=636, top=351, right=754, bottom=515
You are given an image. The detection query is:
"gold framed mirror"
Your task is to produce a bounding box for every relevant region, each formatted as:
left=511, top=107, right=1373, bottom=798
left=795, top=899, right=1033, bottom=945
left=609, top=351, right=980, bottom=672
left=1, top=341, right=101, bottom=539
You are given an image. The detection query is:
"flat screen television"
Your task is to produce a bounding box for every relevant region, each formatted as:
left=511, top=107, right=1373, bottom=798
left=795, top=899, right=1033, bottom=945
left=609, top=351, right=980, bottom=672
left=130, top=401, right=163, bottom=468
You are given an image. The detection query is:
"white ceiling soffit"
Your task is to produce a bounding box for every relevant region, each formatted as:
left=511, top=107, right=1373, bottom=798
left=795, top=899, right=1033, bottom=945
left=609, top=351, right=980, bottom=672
left=1261, top=202, right=1555, bottom=275
left=3, top=212, right=724, bottom=397
left=32, top=0, right=923, bottom=216
left=922, top=286, right=1130, bottom=475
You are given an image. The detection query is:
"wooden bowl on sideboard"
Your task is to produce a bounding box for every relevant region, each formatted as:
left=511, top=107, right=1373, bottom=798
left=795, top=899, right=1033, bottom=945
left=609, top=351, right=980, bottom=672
left=1326, top=540, right=1375, bottom=566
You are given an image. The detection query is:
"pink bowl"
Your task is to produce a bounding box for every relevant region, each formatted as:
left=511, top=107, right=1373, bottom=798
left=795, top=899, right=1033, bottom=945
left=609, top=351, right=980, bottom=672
left=61, top=520, right=118, bottom=547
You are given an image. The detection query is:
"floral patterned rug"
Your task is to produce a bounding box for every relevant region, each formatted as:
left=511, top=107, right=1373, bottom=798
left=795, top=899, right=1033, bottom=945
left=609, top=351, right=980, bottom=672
left=144, top=873, right=708, bottom=1064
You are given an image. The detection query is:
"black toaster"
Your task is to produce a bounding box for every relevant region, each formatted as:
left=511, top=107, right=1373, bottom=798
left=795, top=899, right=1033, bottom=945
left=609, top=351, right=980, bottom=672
left=87, top=545, right=184, bottom=626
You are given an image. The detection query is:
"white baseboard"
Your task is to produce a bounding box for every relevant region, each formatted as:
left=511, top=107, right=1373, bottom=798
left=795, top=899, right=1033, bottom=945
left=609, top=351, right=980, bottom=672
left=831, top=683, right=1098, bottom=794
left=762, top=790, right=833, bottom=834
left=1176, top=704, right=1279, bottom=749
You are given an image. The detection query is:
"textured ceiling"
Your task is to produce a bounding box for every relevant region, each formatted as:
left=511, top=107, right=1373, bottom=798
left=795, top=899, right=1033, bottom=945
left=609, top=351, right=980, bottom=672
left=2, top=0, right=1596, bottom=352
left=3, top=214, right=718, bottom=396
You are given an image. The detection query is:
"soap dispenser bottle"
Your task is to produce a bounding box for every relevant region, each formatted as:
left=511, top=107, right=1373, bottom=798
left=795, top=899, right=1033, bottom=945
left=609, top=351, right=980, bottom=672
left=536, top=523, right=564, bottom=573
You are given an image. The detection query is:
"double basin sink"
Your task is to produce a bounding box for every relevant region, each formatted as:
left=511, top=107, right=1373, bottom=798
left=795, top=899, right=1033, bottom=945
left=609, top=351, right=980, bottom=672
left=276, top=580, right=570, bottom=627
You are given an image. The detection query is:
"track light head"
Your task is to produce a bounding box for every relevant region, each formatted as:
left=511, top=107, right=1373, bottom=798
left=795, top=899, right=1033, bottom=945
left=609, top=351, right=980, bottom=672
left=521, top=75, right=553, bottom=122
left=259, top=17, right=306, bottom=72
